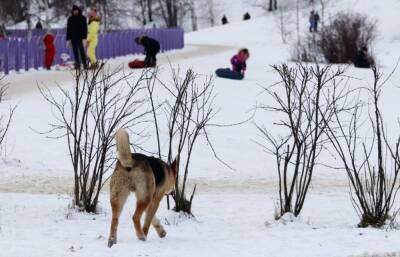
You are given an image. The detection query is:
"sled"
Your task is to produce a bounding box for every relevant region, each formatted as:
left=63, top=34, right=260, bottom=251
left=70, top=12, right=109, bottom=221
left=215, top=68, right=244, bottom=80
left=128, top=59, right=146, bottom=69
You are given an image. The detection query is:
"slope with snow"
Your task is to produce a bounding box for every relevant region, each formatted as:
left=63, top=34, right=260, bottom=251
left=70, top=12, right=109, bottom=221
left=1, top=0, right=400, bottom=256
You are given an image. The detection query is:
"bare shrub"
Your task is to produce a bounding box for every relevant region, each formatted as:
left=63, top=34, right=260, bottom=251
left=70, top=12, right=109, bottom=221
left=146, top=68, right=222, bottom=214
left=39, top=66, right=149, bottom=213
left=292, top=12, right=376, bottom=64
left=324, top=66, right=400, bottom=227
left=0, top=77, right=16, bottom=154
left=319, top=12, right=377, bottom=64
left=257, top=63, right=347, bottom=218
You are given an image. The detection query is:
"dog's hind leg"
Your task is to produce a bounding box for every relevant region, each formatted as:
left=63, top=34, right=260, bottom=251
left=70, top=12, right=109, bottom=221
left=152, top=215, right=167, bottom=238
left=142, top=196, right=162, bottom=237
left=133, top=198, right=151, bottom=241
left=108, top=189, right=129, bottom=248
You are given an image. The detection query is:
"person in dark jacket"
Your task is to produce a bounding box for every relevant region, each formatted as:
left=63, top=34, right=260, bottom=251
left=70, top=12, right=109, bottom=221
left=243, top=12, right=251, bottom=20
left=67, top=5, right=88, bottom=69
left=354, top=46, right=372, bottom=68
left=35, top=21, right=43, bottom=30
left=309, top=10, right=316, bottom=32
left=314, top=12, right=320, bottom=32
left=135, top=36, right=160, bottom=67
left=222, top=15, right=228, bottom=25
left=0, top=24, right=7, bottom=39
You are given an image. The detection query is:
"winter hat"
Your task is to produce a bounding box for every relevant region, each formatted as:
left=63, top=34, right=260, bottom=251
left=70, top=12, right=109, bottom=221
left=135, top=36, right=142, bottom=44
left=71, top=5, right=81, bottom=14
left=88, top=8, right=97, bottom=18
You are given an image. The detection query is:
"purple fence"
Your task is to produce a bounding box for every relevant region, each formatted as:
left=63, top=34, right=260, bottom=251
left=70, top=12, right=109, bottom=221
left=6, top=29, right=66, bottom=38
left=0, top=28, right=184, bottom=74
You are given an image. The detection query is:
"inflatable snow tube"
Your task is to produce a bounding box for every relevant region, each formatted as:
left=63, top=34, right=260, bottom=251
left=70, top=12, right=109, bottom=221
left=215, top=68, right=244, bottom=80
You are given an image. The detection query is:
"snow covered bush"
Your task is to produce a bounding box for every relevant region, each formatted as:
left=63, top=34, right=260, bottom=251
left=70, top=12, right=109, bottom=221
left=256, top=63, right=347, bottom=218
left=324, top=67, right=400, bottom=228
left=39, top=66, right=149, bottom=213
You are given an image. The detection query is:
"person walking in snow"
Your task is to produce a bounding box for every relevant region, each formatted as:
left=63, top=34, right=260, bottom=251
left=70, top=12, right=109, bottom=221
left=87, top=8, right=100, bottom=69
left=222, top=15, right=228, bottom=25
left=43, top=31, right=55, bottom=70
left=215, top=48, right=250, bottom=80
left=314, top=11, right=320, bottom=32
left=67, top=5, right=88, bottom=70
left=309, top=10, right=316, bottom=32
left=135, top=36, right=160, bottom=67
left=243, top=12, right=251, bottom=21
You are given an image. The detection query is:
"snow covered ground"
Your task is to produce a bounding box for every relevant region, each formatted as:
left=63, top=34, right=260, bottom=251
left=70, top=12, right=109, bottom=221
left=1, top=0, right=400, bottom=256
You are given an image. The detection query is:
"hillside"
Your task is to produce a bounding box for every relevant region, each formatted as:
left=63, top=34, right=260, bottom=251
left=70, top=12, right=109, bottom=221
left=1, top=0, right=400, bottom=256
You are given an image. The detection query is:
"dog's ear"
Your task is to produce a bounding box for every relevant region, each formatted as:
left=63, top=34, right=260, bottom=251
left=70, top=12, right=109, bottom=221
left=171, top=158, right=178, bottom=177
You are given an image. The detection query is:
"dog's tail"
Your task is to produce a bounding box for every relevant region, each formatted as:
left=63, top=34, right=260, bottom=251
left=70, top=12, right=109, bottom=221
left=116, top=128, right=134, bottom=169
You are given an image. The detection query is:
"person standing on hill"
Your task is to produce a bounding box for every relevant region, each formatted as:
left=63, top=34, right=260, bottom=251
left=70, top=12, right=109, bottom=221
left=87, top=8, right=100, bottom=69
left=67, top=5, right=88, bottom=70
left=135, top=36, right=160, bottom=67
left=35, top=21, right=43, bottom=30
left=243, top=12, right=251, bottom=20
left=222, top=15, right=228, bottom=25
left=314, top=11, right=320, bottom=32
left=309, top=10, right=316, bottom=32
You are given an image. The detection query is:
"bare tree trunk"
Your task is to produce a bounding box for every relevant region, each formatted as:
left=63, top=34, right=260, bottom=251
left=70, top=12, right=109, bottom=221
left=208, top=0, right=215, bottom=26
left=26, top=0, right=32, bottom=39
left=269, top=0, right=278, bottom=11
left=81, top=0, right=87, bottom=12
left=189, top=0, right=197, bottom=31
left=147, top=0, right=153, bottom=22
left=158, top=0, right=180, bottom=27
left=140, top=0, right=147, bottom=26
left=296, top=0, right=300, bottom=59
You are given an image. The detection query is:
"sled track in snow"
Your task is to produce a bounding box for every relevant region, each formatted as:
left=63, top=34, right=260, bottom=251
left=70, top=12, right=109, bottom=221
left=0, top=173, right=349, bottom=194
left=5, top=43, right=237, bottom=98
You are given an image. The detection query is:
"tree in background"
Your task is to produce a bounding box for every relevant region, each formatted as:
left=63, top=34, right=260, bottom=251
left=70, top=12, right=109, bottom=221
left=0, top=0, right=31, bottom=27
left=156, top=0, right=181, bottom=28
left=269, top=0, right=278, bottom=11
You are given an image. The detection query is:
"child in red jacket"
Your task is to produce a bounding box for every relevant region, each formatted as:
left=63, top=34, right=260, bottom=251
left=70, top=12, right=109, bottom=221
left=43, top=32, right=55, bottom=70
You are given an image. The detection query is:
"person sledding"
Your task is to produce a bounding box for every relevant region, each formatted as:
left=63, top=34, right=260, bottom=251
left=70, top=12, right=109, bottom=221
left=354, top=46, right=373, bottom=69
left=129, top=36, right=160, bottom=69
left=215, top=48, right=250, bottom=80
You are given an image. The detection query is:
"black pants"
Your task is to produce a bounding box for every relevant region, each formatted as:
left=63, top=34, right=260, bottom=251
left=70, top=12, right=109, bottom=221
left=144, top=51, right=159, bottom=67
left=71, top=40, right=87, bottom=69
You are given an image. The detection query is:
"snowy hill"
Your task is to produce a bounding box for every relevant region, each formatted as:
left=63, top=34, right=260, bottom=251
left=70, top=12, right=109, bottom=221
left=1, top=0, right=400, bottom=256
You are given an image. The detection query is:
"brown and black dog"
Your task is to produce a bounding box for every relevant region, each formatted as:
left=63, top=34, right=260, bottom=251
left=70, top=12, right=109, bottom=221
left=108, top=128, right=177, bottom=247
